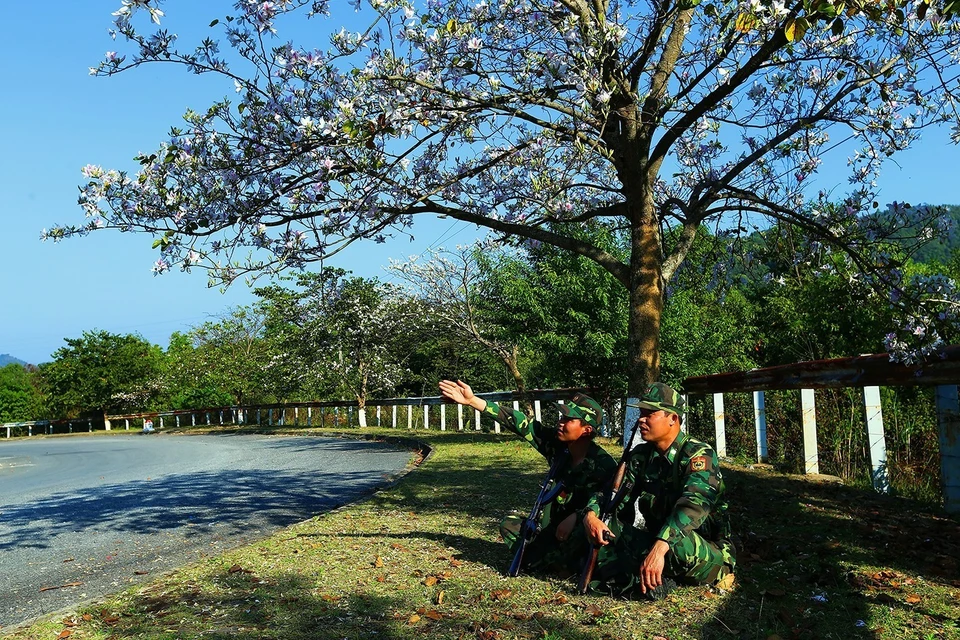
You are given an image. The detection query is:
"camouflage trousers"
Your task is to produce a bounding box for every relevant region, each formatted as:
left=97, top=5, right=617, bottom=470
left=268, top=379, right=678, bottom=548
left=592, top=527, right=736, bottom=594
left=500, top=512, right=588, bottom=574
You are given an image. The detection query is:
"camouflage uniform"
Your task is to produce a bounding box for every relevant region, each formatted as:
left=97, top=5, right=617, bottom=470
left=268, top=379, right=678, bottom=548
left=486, top=397, right=617, bottom=573
left=585, top=385, right=735, bottom=593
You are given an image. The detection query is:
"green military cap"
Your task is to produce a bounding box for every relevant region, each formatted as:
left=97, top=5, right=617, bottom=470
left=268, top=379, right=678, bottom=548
left=558, top=393, right=603, bottom=428
left=629, top=382, right=685, bottom=416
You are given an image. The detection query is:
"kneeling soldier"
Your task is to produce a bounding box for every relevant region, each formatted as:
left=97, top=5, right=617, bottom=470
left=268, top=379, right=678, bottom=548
left=439, top=379, right=616, bottom=574
left=583, top=382, right=735, bottom=598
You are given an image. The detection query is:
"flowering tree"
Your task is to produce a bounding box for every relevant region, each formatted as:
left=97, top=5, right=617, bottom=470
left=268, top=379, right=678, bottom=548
left=48, top=0, right=960, bottom=391
left=256, top=270, right=421, bottom=423
left=388, top=245, right=530, bottom=391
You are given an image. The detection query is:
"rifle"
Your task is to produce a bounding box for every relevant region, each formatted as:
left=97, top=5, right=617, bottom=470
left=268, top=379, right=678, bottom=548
left=576, top=417, right=642, bottom=593
left=507, top=449, right=569, bottom=577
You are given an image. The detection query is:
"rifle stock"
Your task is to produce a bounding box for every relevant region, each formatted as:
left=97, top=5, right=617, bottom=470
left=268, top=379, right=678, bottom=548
left=577, top=420, right=641, bottom=594
left=507, top=449, right=568, bottom=577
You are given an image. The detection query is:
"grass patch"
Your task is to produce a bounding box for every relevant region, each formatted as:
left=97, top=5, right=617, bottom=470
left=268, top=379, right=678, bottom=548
left=3, top=428, right=958, bottom=639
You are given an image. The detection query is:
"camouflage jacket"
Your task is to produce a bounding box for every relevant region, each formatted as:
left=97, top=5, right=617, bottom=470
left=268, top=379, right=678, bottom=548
left=586, top=432, right=730, bottom=553
left=485, top=400, right=617, bottom=526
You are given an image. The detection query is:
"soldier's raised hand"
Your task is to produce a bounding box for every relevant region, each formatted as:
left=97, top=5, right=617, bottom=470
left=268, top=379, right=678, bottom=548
left=439, top=379, right=474, bottom=405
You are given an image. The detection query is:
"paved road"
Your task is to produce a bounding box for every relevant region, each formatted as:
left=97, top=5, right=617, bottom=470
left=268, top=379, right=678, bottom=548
left=0, top=433, right=413, bottom=629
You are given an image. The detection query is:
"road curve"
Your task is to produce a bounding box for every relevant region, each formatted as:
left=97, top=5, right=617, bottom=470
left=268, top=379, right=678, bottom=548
left=0, top=433, right=414, bottom=629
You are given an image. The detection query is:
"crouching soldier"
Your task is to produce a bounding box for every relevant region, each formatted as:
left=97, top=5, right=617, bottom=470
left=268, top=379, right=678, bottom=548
left=583, top=382, right=736, bottom=598
left=439, top=379, right=616, bottom=575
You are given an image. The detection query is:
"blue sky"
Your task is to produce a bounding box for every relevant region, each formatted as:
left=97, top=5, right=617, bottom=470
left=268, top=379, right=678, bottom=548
left=0, top=1, right=956, bottom=365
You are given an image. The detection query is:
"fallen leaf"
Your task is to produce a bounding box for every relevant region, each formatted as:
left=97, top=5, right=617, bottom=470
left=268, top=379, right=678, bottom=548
left=423, top=575, right=438, bottom=586
left=376, top=575, right=386, bottom=583
left=134, top=570, right=149, bottom=575
left=62, top=558, right=74, bottom=563
left=374, top=556, right=384, bottom=568
left=390, top=543, right=406, bottom=551
left=435, top=590, right=445, bottom=605
left=82, top=614, right=92, bottom=621
left=408, top=614, right=421, bottom=624
left=56, top=630, right=72, bottom=639
left=539, top=593, right=568, bottom=605
left=423, top=609, right=443, bottom=620
left=905, top=594, right=921, bottom=604
left=450, top=558, right=463, bottom=567
left=320, top=594, right=341, bottom=602
left=228, top=564, right=250, bottom=574
left=584, top=603, right=604, bottom=617
left=704, top=590, right=716, bottom=599
left=490, top=589, right=512, bottom=601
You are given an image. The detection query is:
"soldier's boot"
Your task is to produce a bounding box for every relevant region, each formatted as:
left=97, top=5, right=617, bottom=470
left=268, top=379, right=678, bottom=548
left=639, top=578, right=677, bottom=601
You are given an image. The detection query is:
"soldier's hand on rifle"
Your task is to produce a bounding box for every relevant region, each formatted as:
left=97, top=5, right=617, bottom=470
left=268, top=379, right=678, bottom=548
left=438, top=380, right=486, bottom=411
left=554, top=513, right=578, bottom=542
left=583, top=511, right=614, bottom=546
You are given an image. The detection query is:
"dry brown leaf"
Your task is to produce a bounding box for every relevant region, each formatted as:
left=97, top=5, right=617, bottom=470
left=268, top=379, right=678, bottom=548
left=423, top=575, right=438, bottom=586
left=435, top=590, right=445, bottom=605
left=376, top=575, right=386, bottom=583
left=82, top=614, right=92, bottom=622
left=584, top=603, right=604, bottom=617
left=408, top=614, right=421, bottom=624
left=320, top=594, right=341, bottom=602
left=390, top=543, right=406, bottom=551
left=490, top=589, right=512, bottom=601
left=539, top=593, right=568, bottom=605
left=61, top=618, right=77, bottom=627
left=905, top=594, right=921, bottom=604
left=56, top=630, right=72, bottom=639
left=134, top=570, right=149, bottom=575
left=374, top=556, right=384, bottom=568
left=450, top=558, right=463, bottom=567
left=654, top=636, right=669, bottom=640
left=704, top=590, right=716, bottom=599
left=424, top=609, right=443, bottom=620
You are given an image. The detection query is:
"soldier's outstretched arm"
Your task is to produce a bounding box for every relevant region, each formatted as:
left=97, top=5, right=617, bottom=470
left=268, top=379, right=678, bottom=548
left=439, top=379, right=487, bottom=412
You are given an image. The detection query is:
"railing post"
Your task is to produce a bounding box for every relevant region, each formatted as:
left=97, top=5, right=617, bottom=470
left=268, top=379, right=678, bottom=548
left=377, top=405, right=381, bottom=428
left=935, top=384, right=960, bottom=514
left=220, top=410, right=224, bottom=425
left=5, top=426, right=9, bottom=438
left=206, top=412, right=211, bottom=426
left=294, top=407, right=299, bottom=426
left=158, top=416, right=163, bottom=429
left=713, top=393, right=727, bottom=458
left=474, top=408, right=481, bottom=431
left=534, top=400, right=542, bottom=423
left=307, top=407, right=312, bottom=427
left=176, top=415, right=181, bottom=428
left=440, top=405, right=446, bottom=431
left=863, top=386, right=890, bottom=493
left=392, top=405, right=397, bottom=429
left=801, top=389, right=819, bottom=475
left=28, top=424, right=32, bottom=436
left=125, top=418, right=130, bottom=430
left=457, top=404, right=464, bottom=431
left=754, top=391, right=768, bottom=463
left=423, top=405, right=429, bottom=430
left=407, top=405, right=413, bottom=430
left=348, top=406, right=353, bottom=427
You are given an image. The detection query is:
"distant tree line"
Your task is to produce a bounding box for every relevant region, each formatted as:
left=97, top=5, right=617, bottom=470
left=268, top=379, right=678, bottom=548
left=5, top=206, right=959, bottom=502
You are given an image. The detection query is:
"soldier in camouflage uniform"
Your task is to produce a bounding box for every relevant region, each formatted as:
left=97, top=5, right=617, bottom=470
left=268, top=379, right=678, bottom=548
left=583, top=382, right=735, bottom=598
left=439, top=379, right=617, bottom=574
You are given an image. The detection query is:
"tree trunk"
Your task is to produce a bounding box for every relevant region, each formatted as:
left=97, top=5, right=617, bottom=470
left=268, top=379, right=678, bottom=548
left=626, top=195, right=665, bottom=394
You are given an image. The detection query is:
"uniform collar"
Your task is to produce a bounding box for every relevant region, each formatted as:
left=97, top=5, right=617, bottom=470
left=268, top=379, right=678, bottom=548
left=654, top=432, right=688, bottom=464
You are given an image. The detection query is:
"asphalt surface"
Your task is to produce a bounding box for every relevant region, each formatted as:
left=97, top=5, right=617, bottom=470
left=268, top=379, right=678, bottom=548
left=0, top=433, right=413, bottom=630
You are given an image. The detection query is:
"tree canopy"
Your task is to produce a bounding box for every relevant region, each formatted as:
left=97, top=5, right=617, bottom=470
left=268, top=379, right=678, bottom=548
left=47, top=0, right=960, bottom=390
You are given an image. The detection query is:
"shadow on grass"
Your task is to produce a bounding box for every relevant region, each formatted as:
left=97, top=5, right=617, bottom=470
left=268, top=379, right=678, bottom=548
left=81, top=566, right=614, bottom=640
left=698, top=466, right=960, bottom=639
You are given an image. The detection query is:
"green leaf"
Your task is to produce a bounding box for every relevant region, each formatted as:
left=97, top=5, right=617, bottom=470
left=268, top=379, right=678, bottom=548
left=238, top=103, right=246, bottom=114
left=446, top=18, right=457, bottom=33
left=784, top=17, right=809, bottom=42
left=831, top=17, right=844, bottom=37
left=209, top=19, right=219, bottom=27
left=703, top=3, right=719, bottom=17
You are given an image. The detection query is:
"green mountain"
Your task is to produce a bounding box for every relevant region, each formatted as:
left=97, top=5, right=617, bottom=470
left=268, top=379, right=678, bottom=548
left=0, top=354, right=27, bottom=367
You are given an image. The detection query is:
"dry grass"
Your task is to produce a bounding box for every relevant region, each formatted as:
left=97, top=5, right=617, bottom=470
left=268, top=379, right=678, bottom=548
left=2, top=427, right=957, bottom=640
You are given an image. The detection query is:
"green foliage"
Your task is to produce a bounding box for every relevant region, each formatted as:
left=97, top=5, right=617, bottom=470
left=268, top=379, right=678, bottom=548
left=0, top=364, right=43, bottom=422
left=477, top=223, right=630, bottom=397
left=38, top=331, right=164, bottom=417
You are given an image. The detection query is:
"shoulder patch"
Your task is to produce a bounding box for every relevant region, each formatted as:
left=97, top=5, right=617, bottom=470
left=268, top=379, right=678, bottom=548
left=690, top=455, right=710, bottom=472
